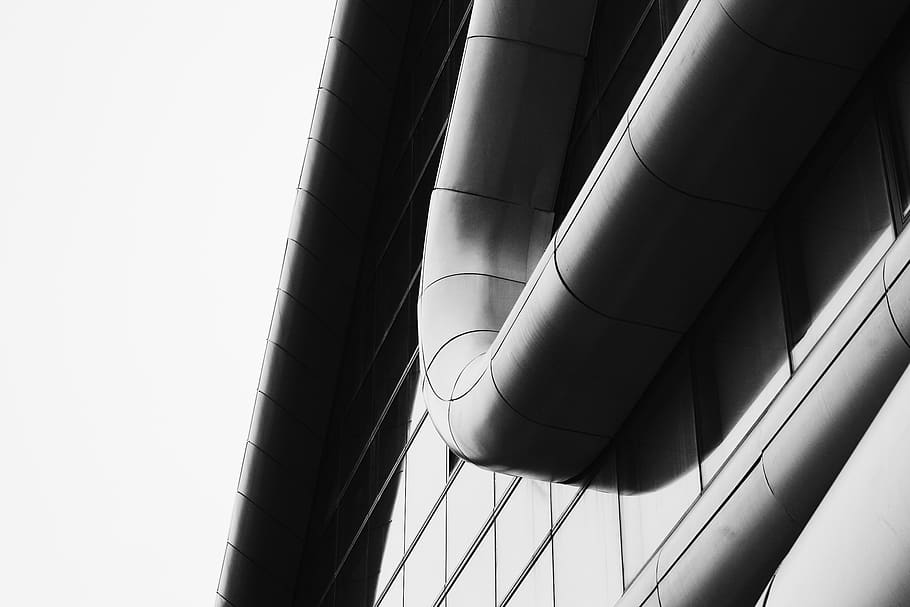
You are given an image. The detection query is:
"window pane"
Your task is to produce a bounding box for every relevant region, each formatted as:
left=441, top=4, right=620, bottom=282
left=445, top=531, right=495, bottom=607
left=495, top=479, right=552, bottom=603
left=505, top=544, right=555, bottom=607
left=778, top=95, right=894, bottom=365
left=446, top=464, right=495, bottom=578
left=377, top=570, right=403, bottom=607
left=617, top=347, right=700, bottom=584
left=554, top=452, right=622, bottom=606
left=694, top=230, right=790, bottom=482
left=554, top=489, right=622, bottom=605
left=405, top=408, right=447, bottom=544
left=403, top=504, right=446, bottom=607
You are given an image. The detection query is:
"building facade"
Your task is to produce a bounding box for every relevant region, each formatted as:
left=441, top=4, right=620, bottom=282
left=218, top=1, right=910, bottom=605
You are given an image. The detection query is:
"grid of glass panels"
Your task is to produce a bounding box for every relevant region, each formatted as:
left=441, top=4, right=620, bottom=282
left=297, top=2, right=910, bottom=606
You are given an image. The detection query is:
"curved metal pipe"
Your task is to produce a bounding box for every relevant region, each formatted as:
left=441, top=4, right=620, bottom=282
left=760, top=361, right=910, bottom=606
left=420, top=0, right=908, bottom=481
left=217, top=1, right=410, bottom=605
left=611, top=199, right=910, bottom=607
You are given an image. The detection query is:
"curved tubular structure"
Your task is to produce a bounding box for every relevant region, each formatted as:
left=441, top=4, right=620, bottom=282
left=760, top=360, right=910, bottom=607
left=420, top=0, right=910, bottom=481
left=419, top=0, right=600, bottom=477
left=216, top=1, right=411, bottom=605
left=612, top=232, right=910, bottom=607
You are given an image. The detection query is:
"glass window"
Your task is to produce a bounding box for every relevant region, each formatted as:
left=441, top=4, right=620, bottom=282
left=377, top=569, right=403, bottom=607
left=694, top=229, right=790, bottom=482
left=403, top=503, right=446, bottom=607
left=445, top=531, right=495, bottom=607
left=617, top=347, right=700, bottom=584
left=550, top=482, right=581, bottom=523
left=504, top=544, right=555, bottom=607
left=404, top=413, right=448, bottom=545
left=495, top=479, right=552, bottom=604
left=446, top=464, right=495, bottom=578
left=777, top=94, right=894, bottom=366
left=554, top=456, right=623, bottom=606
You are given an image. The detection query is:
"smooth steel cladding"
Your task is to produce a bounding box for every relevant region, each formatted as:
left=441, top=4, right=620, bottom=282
left=217, top=1, right=910, bottom=606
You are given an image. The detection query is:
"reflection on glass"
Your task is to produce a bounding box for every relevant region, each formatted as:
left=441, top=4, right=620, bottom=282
left=405, top=414, right=447, bottom=545
left=694, top=230, right=790, bottom=482
left=445, top=530, right=495, bottom=607
left=617, top=348, right=700, bottom=584
left=505, top=544, right=555, bottom=607
left=404, top=504, right=445, bottom=607
left=446, top=464, right=494, bottom=578
left=554, top=456, right=622, bottom=606
left=778, top=95, right=894, bottom=366
left=495, top=479, right=552, bottom=603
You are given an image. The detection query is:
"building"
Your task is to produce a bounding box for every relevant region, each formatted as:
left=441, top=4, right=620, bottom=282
left=216, top=0, right=910, bottom=605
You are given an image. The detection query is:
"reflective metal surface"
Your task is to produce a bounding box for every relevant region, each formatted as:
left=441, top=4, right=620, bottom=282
left=216, top=0, right=412, bottom=604
left=763, top=362, right=910, bottom=606
left=419, top=0, right=907, bottom=480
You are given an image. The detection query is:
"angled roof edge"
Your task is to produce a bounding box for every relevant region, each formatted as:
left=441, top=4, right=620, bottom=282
left=217, top=1, right=412, bottom=605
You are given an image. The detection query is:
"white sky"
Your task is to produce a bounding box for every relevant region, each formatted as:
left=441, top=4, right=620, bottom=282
left=0, top=0, right=335, bottom=604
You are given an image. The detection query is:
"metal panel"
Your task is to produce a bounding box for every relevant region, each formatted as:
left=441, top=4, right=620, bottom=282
left=218, top=544, right=293, bottom=607
left=228, top=493, right=304, bottom=589
left=217, top=0, right=413, bottom=602
left=762, top=298, right=910, bottom=522
left=628, top=0, right=853, bottom=209
left=490, top=254, right=680, bottom=435
left=656, top=464, right=799, bottom=607
left=719, top=0, right=909, bottom=69
left=418, top=0, right=906, bottom=480
left=762, top=363, right=910, bottom=607
left=554, top=130, right=764, bottom=330
left=467, top=0, right=596, bottom=55
left=616, top=228, right=910, bottom=604
left=436, top=36, right=585, bottom=209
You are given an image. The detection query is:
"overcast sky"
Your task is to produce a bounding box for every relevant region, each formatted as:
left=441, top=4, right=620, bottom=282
left=0, top=0, right=334, bottom=603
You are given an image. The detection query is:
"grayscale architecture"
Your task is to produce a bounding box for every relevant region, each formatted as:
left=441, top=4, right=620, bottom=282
left=216, top=0, right=910, bottom=605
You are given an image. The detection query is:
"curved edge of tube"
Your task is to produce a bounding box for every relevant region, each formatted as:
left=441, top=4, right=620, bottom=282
left=217, top=0, right=412, bottom=604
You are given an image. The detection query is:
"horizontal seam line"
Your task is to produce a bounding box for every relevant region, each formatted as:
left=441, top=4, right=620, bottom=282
left=275, top=286, right=347, bottom=337
left=718, top=2, right=860, bottom=73
left=466, top=33, right=586, bottom=58
left=231, top=492, right=306, bottom=543
left=225, top=541, right=296, bottom=593
left=322, top=36, right=393, bottom=93
left=489, top=368, right=611, bottom=438
left=422, top=271, right=527, bottom=293
left=316, top=87, right=385, bottom=140
left=326, top=35, right=393, bottom=87
left=254, top=391, right=320, bottom=437
left=625, top=129, right=769, bottom=213
left=294, top=186, right=361, bottom=237
left=433, top=185, right=534, bottom=209
left=304, top=137, right=376, bottom=190
left=551, top=251, right=683, bottom=333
